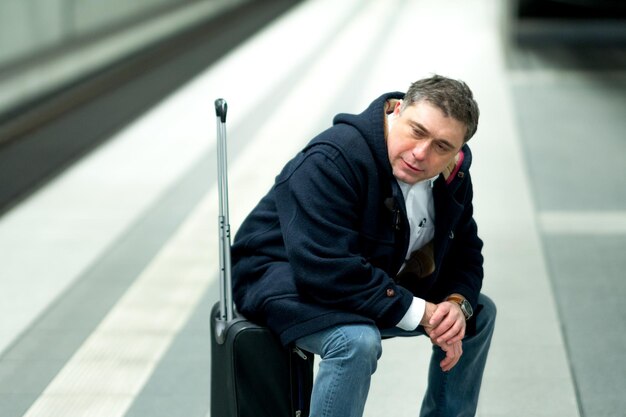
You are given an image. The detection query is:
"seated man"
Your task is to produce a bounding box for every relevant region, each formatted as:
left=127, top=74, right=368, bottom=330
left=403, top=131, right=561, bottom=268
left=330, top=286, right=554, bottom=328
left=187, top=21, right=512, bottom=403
left=231, top=74, right=496, bottom=417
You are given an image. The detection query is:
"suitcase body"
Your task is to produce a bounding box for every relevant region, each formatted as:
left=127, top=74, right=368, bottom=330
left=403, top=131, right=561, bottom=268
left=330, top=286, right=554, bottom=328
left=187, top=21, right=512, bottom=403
left=210, top=304, right=313, bottom=417
left=210, top=99, right=313, bottom=417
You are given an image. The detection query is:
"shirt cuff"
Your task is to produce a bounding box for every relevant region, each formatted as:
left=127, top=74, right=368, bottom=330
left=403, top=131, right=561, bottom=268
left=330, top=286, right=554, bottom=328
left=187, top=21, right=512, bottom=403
left=396, top=297, right=426, bottom=331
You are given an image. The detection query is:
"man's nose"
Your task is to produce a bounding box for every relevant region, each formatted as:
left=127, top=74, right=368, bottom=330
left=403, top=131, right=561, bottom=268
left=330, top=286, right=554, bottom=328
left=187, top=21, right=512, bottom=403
left=412, top=141, right=429, bottom=160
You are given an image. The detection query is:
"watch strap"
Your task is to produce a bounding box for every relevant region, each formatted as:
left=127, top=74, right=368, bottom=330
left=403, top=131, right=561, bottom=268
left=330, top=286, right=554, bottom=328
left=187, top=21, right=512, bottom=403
left=445, top=294, right=465, bottom=305
left=445, top=294, right=472, bottom=320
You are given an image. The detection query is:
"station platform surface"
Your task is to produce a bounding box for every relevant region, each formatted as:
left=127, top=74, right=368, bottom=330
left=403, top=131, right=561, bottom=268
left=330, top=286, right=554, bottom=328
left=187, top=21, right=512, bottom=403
left=1, top=0, right=625, bottom=416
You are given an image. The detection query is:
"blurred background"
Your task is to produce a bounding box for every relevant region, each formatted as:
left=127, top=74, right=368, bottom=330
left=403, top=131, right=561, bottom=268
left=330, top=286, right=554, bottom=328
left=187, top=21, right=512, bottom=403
left=0, top=0, right=625, bottom=416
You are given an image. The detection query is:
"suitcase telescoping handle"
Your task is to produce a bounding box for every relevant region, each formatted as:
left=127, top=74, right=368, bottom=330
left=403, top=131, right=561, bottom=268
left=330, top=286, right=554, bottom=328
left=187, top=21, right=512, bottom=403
left=214, top=98, right=234, bottom=344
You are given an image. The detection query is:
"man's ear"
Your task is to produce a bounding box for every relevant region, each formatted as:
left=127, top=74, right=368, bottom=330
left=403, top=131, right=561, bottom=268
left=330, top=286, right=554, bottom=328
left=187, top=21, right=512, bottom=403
left=394, top=100, right=403, bottom=115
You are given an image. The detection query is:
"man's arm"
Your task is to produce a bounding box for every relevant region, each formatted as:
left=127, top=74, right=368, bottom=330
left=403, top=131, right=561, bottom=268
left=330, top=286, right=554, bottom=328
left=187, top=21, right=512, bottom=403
left=435, top=173, right=484, bottom=310
left=273, top=147, right=414, bottom=328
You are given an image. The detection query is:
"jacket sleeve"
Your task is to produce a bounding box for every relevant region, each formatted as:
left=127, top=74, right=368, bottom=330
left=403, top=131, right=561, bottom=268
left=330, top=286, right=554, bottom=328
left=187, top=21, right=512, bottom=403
left=436, top=176, right=484, bottom=309
left=273, top=146, right=413, bottom=328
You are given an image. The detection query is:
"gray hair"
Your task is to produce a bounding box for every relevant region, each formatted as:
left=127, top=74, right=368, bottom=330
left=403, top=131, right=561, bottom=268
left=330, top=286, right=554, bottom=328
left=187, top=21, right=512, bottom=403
left=401, top=74, right=480, bottom=142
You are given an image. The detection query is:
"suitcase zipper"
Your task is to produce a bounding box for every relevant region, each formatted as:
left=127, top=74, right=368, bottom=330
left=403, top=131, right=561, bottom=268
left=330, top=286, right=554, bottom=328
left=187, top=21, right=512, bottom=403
left=292, top=346, right=308, bottom=360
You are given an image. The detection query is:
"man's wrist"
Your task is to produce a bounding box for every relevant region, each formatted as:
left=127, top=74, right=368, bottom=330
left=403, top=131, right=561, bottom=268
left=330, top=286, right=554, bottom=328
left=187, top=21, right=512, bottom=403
left=445, top=294, right=473, bottom=320
left=420, top=301, right=437, bottom=328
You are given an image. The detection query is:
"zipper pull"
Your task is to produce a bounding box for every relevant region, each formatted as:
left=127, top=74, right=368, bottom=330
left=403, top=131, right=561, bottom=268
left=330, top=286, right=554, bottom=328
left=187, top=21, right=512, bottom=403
left=292, top=346, right=308, bottom=360
left=394, top=210, right=401, bottom=230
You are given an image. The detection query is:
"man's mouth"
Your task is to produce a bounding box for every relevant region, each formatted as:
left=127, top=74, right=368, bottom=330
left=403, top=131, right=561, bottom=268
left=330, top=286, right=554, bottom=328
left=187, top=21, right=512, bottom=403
left=403, top=160, right=423, bottom=173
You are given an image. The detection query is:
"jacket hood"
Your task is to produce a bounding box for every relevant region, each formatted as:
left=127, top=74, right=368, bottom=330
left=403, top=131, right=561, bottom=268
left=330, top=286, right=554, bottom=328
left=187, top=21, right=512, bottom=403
left=332, top=92, right=404, bottom=180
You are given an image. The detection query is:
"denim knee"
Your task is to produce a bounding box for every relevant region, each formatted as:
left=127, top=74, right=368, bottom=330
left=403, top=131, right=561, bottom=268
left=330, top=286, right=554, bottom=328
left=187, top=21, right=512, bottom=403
left=322, top=325, right=382, bottom=372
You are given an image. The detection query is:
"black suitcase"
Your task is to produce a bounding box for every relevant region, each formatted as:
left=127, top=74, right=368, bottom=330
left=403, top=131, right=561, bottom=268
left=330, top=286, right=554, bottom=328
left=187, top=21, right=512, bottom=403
left=210, top=99, right=314, bottom=417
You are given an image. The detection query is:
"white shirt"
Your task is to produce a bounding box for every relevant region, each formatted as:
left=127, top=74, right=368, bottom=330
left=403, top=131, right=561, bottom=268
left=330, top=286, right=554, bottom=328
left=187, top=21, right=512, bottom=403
left=395, top=178, right=437, bottom=331
left=397, top=179, right=436, bottom=258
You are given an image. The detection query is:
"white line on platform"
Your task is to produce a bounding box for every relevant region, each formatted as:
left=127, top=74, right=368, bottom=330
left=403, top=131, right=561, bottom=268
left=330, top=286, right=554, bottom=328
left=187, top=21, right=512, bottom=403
left=539, top=210, right=626, bottom=235
left=21, top=189, right=217, bottom=417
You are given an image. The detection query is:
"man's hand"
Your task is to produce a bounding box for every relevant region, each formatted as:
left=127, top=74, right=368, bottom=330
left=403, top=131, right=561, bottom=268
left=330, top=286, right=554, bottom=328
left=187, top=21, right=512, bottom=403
left=436, top=339, right=463, bottom=372
left=420, top=300, right=467, bottom=371
left=428, top=301, right=466, bottom=344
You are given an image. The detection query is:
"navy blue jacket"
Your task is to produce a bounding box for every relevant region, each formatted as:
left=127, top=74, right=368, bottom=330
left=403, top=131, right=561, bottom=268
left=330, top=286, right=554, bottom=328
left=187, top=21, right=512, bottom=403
left=231, top=92, right=484, bottom=345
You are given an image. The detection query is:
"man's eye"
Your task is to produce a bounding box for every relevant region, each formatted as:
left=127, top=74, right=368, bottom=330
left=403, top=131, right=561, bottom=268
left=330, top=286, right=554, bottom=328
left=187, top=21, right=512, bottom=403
left=435, top=143, right=449, bottom=153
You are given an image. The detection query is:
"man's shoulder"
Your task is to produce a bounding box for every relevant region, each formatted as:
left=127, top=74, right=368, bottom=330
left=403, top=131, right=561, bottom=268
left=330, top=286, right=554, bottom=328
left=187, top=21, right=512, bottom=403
left=304, top=123, right=374, bottom=164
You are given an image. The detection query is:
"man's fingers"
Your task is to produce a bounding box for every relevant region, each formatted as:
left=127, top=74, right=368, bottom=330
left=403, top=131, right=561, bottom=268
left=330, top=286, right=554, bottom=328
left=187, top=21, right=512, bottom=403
left=437, top=322, right=465, bottom=344
left=428, top=303, right=451, bottom=326
left=439, top=341, right=463, bottom=372
left=440, top=351, right=455, bottom=371
left=431, top=316, right=461, bottom=341
left=433, top=318, right=456, bottom=339
left=438, top=344, right=452, bottom=368
left=428, top=305, right=454, bottom=338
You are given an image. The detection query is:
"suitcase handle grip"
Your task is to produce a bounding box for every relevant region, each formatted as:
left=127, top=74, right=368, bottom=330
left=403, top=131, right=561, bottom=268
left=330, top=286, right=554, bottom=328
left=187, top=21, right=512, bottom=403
left=215, top=98, right=227, bottom=123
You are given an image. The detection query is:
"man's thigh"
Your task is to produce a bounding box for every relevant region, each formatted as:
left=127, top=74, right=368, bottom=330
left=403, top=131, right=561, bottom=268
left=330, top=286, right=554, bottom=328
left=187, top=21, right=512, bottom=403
left=296, top=324, right=383, bottom=357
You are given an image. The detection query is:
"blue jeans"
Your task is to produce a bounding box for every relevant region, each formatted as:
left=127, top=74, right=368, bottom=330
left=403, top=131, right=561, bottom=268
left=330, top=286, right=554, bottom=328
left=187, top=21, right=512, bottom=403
left=295, top=294, right=496, bottom=417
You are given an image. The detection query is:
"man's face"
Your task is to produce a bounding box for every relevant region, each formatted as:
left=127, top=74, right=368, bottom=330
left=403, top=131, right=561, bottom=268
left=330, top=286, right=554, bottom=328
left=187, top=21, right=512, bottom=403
left=387, top=100, right=466, bottom=184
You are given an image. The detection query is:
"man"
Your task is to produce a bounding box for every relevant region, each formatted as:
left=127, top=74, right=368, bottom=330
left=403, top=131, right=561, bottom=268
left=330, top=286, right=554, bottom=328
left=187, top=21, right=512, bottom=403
left=231, top=74, right=496, bottom=417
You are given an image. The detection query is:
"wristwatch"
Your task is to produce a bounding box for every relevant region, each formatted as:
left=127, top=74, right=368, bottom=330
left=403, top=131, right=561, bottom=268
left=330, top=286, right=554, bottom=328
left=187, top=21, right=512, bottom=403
left=446, top=294, right=473, bottom=320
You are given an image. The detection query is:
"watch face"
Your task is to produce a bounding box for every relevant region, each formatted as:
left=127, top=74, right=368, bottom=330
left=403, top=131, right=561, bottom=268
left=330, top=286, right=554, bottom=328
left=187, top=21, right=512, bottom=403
left=461, top=299, right=473, bottom=318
